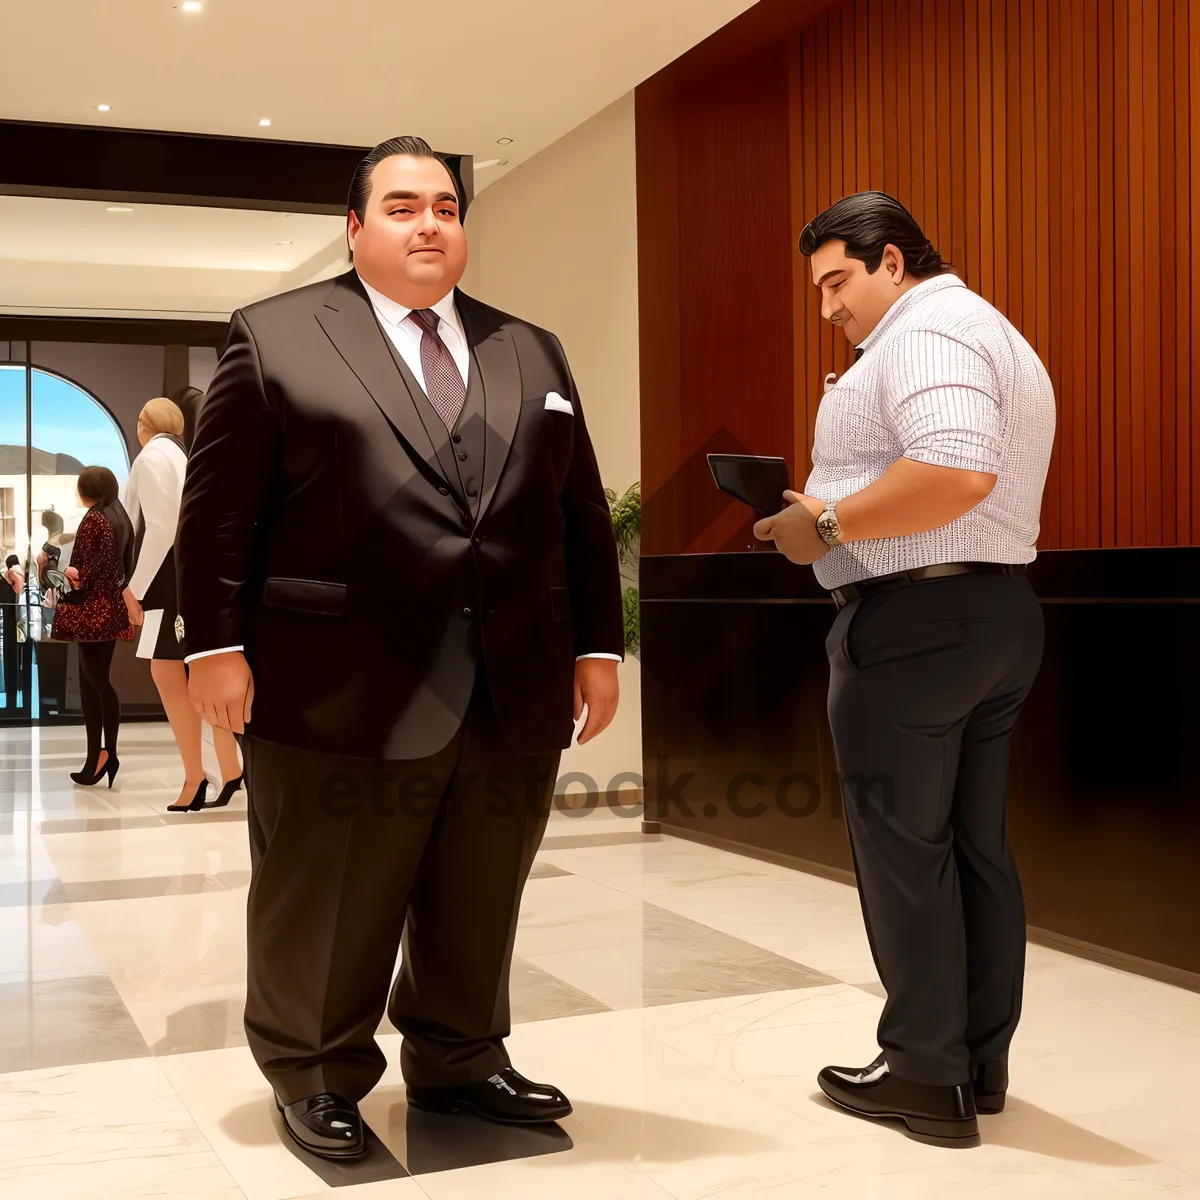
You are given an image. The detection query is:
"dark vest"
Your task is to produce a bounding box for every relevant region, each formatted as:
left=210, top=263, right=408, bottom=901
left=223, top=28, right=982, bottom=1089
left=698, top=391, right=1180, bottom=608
left=380, top=336, right=487, bottom=521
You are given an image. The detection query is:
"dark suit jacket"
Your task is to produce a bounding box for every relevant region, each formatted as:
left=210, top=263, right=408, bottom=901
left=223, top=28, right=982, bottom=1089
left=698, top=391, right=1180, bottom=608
left=176, top=270, right=623, bottom=759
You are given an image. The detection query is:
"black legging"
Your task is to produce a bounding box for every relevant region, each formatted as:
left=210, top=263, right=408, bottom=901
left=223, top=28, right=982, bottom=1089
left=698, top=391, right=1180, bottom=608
left=78, top=641, right=120, bottom=764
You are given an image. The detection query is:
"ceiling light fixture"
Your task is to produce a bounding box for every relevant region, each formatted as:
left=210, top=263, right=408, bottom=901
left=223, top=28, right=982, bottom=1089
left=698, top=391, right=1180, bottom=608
left=276, top=240, right=293, bottom=246
left=496, top=137, right=513, bottom=145
left=259, top=117, right=272, bottom=127
left=106, top=206, right=134, bottom=213
left=474, top=159, right=508, bottom=169
left=95, top=103, right=111, bottom=112
left=180, top=0, right=203, bottom=11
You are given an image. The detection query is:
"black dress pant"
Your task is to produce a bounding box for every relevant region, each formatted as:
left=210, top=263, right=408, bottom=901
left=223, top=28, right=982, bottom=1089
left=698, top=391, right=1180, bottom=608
left=825, top=572, right=1044, bottom=1087
left=242, top=663, right=560, bottom=1105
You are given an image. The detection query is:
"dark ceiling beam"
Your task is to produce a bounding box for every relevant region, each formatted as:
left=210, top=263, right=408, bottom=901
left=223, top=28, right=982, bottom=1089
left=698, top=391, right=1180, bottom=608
left=0, top=120, right=474, bottom=216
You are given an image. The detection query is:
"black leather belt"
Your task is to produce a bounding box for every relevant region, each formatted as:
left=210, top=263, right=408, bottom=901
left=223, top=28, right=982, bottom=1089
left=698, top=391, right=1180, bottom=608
left=830, top=561, right=1027, bottom=608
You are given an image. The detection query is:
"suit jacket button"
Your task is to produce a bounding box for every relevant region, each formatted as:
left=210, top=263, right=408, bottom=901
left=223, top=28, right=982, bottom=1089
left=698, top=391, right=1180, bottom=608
left=438, top=486, right=450, bottom=495
left=457, top=451, right=468, bottom=462
left=452, top=434, right=462, bottom=444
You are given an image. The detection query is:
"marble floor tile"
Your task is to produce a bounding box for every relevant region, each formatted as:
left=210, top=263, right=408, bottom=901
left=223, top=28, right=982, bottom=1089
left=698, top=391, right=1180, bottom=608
left=517, top=875, right=832, bottom=1011
left=527, top=860, right=571, bottom=880
left=0, top=971, right=149, bottom=1072
left=0, top=900, right=109, bottom=980
left=287, top=1184, right=427, bottom=1199
left=39, top=819, right=250, bottom=884
left=67, top=883, right=250, bottom=1056
left=37, top=809, right=249, bottom=835
left=0, top=1055, right=245, bottom=1198
left=159, top=1045, right=413, bottom=1200
left=63, top=869, right=251, bottom=902
left=0, top=826, right=59, bottom=887
left=379, top=955, right=611, bottom=1038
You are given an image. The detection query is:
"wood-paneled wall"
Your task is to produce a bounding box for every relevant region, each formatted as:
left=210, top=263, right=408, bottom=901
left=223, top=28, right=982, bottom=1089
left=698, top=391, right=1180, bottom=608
left=638, top=0, right=1200, bottom=555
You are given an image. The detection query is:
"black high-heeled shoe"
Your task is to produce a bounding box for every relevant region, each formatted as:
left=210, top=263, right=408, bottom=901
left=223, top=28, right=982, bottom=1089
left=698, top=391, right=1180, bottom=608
left=167, top=780, right=209, bottom=812
left=71, top=752, right=120, bottom=789
left=207, top=774, right=244, bottom=809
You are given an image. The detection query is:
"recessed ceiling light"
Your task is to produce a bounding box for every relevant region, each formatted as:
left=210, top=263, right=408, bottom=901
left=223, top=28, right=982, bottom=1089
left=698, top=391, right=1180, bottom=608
left=95, top=104, right=111, bottom=113
left=180, top=0, right=203, bottom=10
left=276, top=240, right=293, bottom=246
left=474, top=159, right=508, bottom=169
left=106, top=206, right=134, bottom=213
left=259, top=118, right=272, bottom=127
left=496, top=137, right=513, bottom=145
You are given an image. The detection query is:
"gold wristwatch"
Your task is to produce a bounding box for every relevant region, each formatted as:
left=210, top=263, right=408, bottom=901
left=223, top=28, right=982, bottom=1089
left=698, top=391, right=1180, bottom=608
left=815, top=503, right=845, bottom=547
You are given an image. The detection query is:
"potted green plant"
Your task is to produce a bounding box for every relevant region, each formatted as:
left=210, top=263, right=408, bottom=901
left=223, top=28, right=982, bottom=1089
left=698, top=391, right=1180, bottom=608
left=604, top=481, right=640, bottom=657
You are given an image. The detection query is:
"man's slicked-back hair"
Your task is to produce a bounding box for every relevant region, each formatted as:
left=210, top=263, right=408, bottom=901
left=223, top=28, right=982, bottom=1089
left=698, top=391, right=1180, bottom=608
left=799, top=191, right=950, bottom=279
left=347, top=135, right=466, bottom=222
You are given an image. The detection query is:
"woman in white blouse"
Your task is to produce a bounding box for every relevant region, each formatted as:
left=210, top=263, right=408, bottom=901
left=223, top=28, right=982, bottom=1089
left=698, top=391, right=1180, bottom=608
left=123, top=397, right=243, bottom=813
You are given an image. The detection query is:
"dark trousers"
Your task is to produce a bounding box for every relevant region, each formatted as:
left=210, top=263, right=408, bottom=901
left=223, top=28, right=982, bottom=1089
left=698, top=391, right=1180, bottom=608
left=78, top=640, right=120, bottom=762
left=242, top=663, right=560, bottom=1105
left=825, top=572, right=1044, bottom=1087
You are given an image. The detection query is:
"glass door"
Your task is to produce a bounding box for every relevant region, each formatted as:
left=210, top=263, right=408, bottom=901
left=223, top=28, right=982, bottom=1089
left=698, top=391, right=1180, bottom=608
left=0, top=351, right=32, bottom=721
left=0, top=349, right=131, bottom=724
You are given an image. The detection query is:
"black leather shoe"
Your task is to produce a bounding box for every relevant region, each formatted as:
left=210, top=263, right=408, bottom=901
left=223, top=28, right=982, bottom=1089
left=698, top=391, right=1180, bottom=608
left=275, top=1092, right=365, bottom=1159
left=972, top=1059, right=1008, bottom=1114
left=817, top=1055, right=980, bottom=1148
left=407, top=1067, right=572, bottom=1125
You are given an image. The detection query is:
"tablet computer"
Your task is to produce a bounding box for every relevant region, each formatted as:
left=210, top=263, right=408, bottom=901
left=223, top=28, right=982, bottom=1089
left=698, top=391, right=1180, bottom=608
left=707, top=453, right=790, bottom=515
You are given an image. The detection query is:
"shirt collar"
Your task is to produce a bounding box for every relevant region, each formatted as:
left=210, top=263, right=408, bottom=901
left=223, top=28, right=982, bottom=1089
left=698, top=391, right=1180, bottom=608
left=357, top=272, right=462, bottom=337
left=855, top=273, right=966, bottom=357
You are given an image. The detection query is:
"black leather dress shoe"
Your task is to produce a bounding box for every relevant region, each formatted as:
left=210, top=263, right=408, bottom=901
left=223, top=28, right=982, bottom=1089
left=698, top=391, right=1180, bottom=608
left=972, top=1059, right=1008, bottom=1114
left=817, top=1055, right=980, bottom=1148
left=275, top=1092, right=366, bottom=1159
left=407, top=1067, right=572, bottom=1125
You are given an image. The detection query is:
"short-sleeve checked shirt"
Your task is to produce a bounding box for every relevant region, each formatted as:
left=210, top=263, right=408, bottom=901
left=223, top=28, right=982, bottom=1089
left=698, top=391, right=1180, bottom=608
left=804, top=274, right=1056, bottom=590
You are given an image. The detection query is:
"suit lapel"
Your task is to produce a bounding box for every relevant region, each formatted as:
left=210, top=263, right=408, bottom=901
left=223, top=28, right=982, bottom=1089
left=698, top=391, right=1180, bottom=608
left=457, top=291, right=522, bottom=524
left=315, top=272, right=450, bottom=489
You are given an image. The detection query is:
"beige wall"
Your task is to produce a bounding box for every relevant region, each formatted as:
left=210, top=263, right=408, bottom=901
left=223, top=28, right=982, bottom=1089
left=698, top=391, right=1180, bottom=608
left=465, top=93, right=643, bottom=792
left=465, top=94, right=640, bottom=495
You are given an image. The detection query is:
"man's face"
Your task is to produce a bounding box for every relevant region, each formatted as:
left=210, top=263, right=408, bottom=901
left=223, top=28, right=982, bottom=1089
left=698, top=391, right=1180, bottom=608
left=810, top=240, right=906, bottom=347
left=347, top=154, right=467, bottom=305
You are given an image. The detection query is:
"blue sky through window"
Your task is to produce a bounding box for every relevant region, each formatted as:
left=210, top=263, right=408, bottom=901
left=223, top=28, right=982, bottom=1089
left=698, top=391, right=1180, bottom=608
left=0, top=365, right=130, bottom=480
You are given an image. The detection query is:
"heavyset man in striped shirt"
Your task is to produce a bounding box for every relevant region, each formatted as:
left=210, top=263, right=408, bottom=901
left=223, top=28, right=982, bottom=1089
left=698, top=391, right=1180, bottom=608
left=754, top=192, right=1055, bottom=1148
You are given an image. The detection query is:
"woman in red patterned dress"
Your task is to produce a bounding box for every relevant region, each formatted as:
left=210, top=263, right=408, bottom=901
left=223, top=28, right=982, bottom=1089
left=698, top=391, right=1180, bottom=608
left=48, top=466, right=137, bottom=787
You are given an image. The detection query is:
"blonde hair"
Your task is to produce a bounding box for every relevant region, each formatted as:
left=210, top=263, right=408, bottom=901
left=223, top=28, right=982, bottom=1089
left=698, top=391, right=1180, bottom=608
left=140, top=396, right=185, bottom=437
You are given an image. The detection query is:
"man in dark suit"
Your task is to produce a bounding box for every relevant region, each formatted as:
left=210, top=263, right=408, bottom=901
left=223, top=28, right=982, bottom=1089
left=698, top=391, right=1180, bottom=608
left=177, top=136, right=624, bottom=1161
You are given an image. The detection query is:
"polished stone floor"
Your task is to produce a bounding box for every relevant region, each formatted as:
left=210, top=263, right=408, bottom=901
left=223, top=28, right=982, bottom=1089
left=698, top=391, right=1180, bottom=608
left=2, top=722, right=1199, bottom=1198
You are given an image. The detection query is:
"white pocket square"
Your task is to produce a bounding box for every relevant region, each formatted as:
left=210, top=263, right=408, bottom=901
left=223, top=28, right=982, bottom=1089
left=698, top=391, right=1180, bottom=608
left=544, top=392, right=574, bottom=414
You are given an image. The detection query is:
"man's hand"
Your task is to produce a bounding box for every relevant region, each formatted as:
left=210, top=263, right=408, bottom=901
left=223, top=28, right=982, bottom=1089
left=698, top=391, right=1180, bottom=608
left=753, top=490, right=829, bottom=565
left=64, top=566, right=80, bottom=587
left=122, top=588, right=144, bottom=627
left=188, top=651, right=255, bottom=734
left=573, top=658, right=620, bottom=744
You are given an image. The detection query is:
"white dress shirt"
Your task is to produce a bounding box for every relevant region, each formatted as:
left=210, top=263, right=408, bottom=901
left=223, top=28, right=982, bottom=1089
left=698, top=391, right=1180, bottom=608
left=359, top=277, right=471, bottom=392
left=805, top=274, right=1056, bottom=590
left=186, top=274, right=620, bottom=664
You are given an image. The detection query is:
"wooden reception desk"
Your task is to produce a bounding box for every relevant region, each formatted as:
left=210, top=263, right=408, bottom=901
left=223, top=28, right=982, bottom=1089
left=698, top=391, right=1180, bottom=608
left=640, top=548, right=1200, bottom=987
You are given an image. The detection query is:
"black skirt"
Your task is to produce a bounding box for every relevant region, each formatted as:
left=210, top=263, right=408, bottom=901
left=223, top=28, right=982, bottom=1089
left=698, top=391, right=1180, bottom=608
left=138, top=546, right=187, bottom=661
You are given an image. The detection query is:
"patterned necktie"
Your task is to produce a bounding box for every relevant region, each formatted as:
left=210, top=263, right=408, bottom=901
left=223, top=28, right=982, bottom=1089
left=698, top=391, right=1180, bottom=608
left=408, top=309, right=466, bottom=429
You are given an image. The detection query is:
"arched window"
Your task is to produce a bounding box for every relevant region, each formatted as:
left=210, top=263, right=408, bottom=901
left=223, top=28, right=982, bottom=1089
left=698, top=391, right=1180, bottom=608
left=0, top=364, right=130, bottom=581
